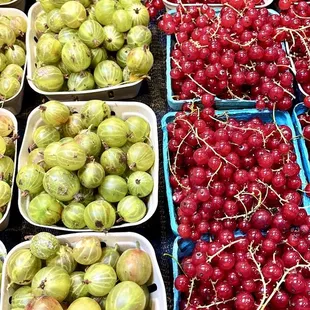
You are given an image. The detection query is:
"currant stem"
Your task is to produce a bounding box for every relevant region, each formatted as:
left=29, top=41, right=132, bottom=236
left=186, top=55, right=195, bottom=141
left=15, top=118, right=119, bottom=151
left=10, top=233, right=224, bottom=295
left=197, top=298, right=236, bottom=309
left=163, top=253, right=186, bottom=275
left=272, top=104, right=289, bottom=144
left=257, top=179, right=289, bottom=205
left=260, top=264, right=310, bottom=309
left=248, top=243, right=267, bottom=309
left=186, top=277, right=196, bottom=307
left=171, top=57, right=216, bottom=97
left=207, top=239, right=243, bottom=262
left=207, top=162, right=222, bottom=188
left=273, top=80, right=296, bottom=99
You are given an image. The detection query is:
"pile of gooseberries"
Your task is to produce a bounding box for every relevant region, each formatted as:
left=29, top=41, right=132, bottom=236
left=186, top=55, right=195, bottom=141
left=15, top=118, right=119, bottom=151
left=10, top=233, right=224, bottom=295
left=0, top=114, right=17, bottom=221
left=7, top=232, right=153, bottom=310
left=0, top=14, right=27, bottom=100
left=16, top=100, right=155, bottom=230
left=32, top=0, right=154, bottom=93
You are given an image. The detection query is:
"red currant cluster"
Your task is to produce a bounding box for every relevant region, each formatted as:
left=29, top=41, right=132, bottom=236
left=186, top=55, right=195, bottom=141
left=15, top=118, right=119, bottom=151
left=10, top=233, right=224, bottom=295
left=168, top=104, right=310, bottom=308
left=167, top=104, right=306, bottom=240
left=158, top=5, right=295, bottom=110
left=167, top=0, right=263, bottom=6
left=175, top=226, right=310, bottom=309
left=277, top=2, right=310, bottom=96
left=144, top=0, right=165, bottom=19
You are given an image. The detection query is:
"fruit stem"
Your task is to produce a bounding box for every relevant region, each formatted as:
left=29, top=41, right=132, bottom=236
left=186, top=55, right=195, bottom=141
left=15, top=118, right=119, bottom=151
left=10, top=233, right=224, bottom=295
left=23, top=235, right=34, bottom=240
left=260, top=264, right=310, bottom=309
left=163, top=253, right=186, bottom=275
left=207, top=239, right=242, bottom=262
left=21, top=190, right=29, bottom=197
left=273, top=80, right=296, bottom=99
left=210, top=15, right=221, bottom=38
left=114, top=244, right=120, bottom=252
left=197, top=298, right=236, bottom=309
left=116, top=217, right=124, bottom=224
left=39, top=105, right=46, bottom=111
left=186, top=276, right=196, bottom=307
left=272, top=104, right=289, bottom=145
left=283, top=240, right=310, bottom=265
left=227, top=85, right=247, bottom=100
left=28, top=143, right=37, bottom=153
left=171, top=57, right=216, bottom=97
left=248, top=242, right=267, bottom=308
left=207, top=162, right=222, bottom=188
left=210, top=113, right=267, bottom=147
left=176, top=115, right=238, bottom=168
left=226, top=37, right=256, bottom=47
left=257, top=179, right=288, bottom=205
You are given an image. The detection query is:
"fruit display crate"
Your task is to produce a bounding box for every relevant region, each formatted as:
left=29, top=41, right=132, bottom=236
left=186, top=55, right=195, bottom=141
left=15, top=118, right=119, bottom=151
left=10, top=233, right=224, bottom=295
left=0, top=240, right=6, bottom=304
left=26, top=2, right=144, bottom=102
left=0, top=0, right=25, bottom=11
left=166, top=9, right=283, bottom=111
left=0, top=240, right=6, bottom=265
left=0, top=240, right=6, bottom=303
left=0, top=8, right=27, bottom=115
left=0, top=241, right=6, bottom=256
left=172, top=236, right=205, bottom=310
left=0, top=108, right=18, bottom=231
left=162, top=109, right=310, bottom=236
left=163, top=0, right=273, bottom=11
left=172, top=232, right=248, bottom=310
left=0, top=232, right=167, bottom=310
left=18, top=101, right=159, bottom=232
left=292, top=103, right=310, bottom=185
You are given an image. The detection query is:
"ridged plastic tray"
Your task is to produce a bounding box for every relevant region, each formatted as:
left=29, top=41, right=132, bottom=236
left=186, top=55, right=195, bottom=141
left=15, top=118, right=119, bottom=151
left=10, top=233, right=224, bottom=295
left=18, top=101, right=159, bottom=231
left=292, top=103, right=310, bottom=191
left=0, top=108, right=18, bottom=231
left=166, top=9, right=282, bottom=110
left=172, top=237, right=209, bottom=310
left=26, top=3, right=143, bottom=102
left=0, top=241, right=6, bottom=257
left=0, top=232, right=167, bottom=310
left=163, top=0, right=273, bottom=11
left=172, top=232, right=245, bottom=310
left=0, top=8, right=27, bottom=115
left=0, top=241, right=7, bottom=304
left=162, top=109, right=309, bottom=235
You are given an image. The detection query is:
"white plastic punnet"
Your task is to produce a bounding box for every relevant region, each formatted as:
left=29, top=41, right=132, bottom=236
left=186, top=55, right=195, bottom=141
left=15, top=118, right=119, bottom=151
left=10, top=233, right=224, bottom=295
left=0, top=108, right=18, bottom=231
left=26, top=3, right=144, bottom=102
left=18, top=101, right=159, bottom=232
left=0, top=232, right=167, bottom=310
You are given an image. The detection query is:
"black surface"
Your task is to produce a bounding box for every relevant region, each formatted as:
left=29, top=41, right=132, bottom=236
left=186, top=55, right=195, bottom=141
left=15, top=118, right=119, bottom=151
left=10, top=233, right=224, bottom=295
left=0, top=2, right=174, bottom=308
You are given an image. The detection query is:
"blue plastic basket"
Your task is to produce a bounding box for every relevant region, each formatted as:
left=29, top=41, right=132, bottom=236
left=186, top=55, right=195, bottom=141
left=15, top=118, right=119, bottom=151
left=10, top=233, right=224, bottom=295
left=162, top=109, right=309, bottom=236
left=166, top=9, right=285, bottom=111
left=172, top=232, right=243, bottom=310
left=172, top=237, right=191, bottom=310
left=292, top=103, right=310, bottom=190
